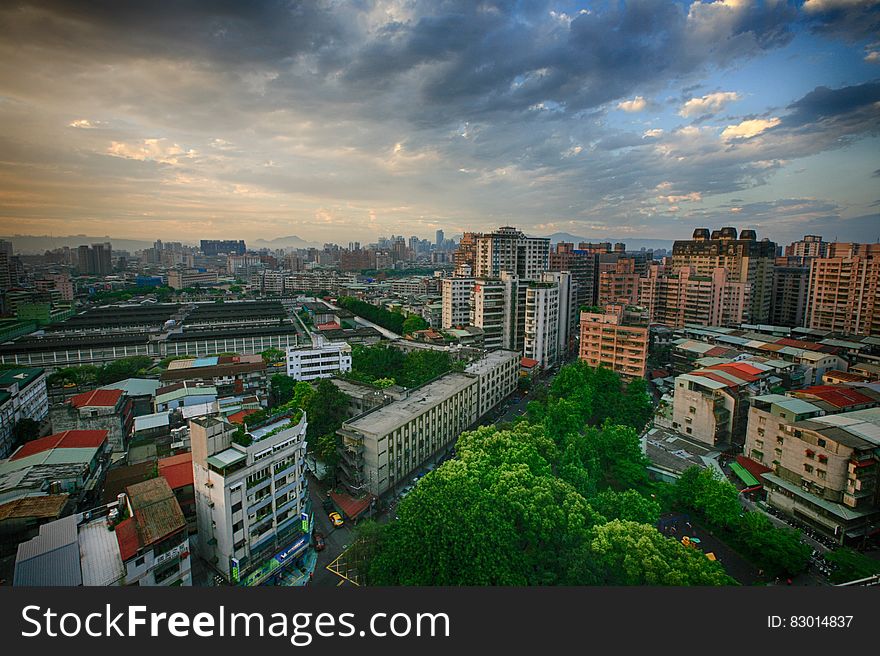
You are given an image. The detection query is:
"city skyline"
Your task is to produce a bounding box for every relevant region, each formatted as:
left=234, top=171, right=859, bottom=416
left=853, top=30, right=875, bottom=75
left=0, top=1, right=878, bottom=245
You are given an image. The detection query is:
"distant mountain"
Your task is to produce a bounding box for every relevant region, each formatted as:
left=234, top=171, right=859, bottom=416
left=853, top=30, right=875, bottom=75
left=252, top=235, right=320, bottom=249
left=0, top=234, right=162, bottom=254
left=539, top=232, right=674, bottom=251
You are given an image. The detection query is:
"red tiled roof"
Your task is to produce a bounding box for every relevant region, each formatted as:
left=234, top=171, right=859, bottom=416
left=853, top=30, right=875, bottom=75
left=329, top=490, right=374, bottom=520
left=316, top=321, right=342, bottom=330
left=775, top=337, right=838, bottom=354
left=159, top=452, right=194, bottom=490
left=114, top=517, right=140, bottom=561
left=520, top=357, right=540, bottom=368
left=823, top=370, right=870, bottom=383
left=69, top=388, right=123, bottom=408
left=795, top=385, right=875, bottom=409
left=736, top=455, right=772, bottom=481
left=228, top=408, right=260, bottom=425
left=10, top=429, right=108, bottom=461
left=705, top=346, right=731, bottom=357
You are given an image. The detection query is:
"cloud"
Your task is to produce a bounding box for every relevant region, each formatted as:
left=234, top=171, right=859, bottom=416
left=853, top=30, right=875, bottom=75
left=679, top=91, right=740, bottom=117
left=617, top=96, right=647, bottom=112
left=803, top=0, right=880, bottom=40
left=68, top=119, right=108, bottom=129
left=866, top=50, right=880, bottom=63
left=721, top=117, right=781, bottom=140
left=106, top=138, right=197, bottom=165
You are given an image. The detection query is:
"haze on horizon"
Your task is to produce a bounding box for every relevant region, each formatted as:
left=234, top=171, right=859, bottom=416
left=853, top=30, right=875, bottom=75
left=0, top=0, right=878, bottom=247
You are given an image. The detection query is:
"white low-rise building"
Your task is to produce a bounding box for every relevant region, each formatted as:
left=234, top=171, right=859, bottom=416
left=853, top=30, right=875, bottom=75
left=286, top=338, right=352, bottom=381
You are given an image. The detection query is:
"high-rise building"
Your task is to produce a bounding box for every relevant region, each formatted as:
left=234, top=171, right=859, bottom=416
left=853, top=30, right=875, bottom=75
left=191, top=413, right=310, bottom=586
left=770, top=256, right=810, bottom=328
left=0, top=239, right=19, bottom=290
left=671, top=228, right=776, bottom=323
left=441, top=277, right=475, bottom=329
left=639, top=266, right=750, bottom=328
left=550, top=243, right=599, bottom=308
left=785, top=235, right=828, bottom=259
left=454, top=232, right=481, bottom=275
left=598, top=257, right=642, bottom=306
left=805, top=242, right=880, bottom=336
left=200, top=240, right=246, bottom=256
left=474, top=227, right=549, bottom=281
left=524, top=280, right=560, bottom=368
left=75, top=243, right=112, bottom=275
left=538, top=271, right=577, bottom=359
left=435, top=230, right=444, bottom=247
left=578, top=305, right=649, bottom=379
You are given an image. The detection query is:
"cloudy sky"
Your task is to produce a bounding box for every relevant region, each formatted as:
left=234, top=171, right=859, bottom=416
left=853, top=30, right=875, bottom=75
left=0, top=0, right=878, bottom=246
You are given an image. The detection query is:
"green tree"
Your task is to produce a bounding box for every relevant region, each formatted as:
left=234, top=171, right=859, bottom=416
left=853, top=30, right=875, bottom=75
left=96, top=356, right=154, bottom=385
left=591, top=489, right=661, bottom=525
left=269, top=373, right=296, bottom=407
left=402, top=314, right=428, bottom=335
left=304, top=379, right=349, bottom=444
left=824, top=547, right=880, bottom=584
left=261, top=347, right=286, bottom=365
left=588, top=520, right=736, bottom=585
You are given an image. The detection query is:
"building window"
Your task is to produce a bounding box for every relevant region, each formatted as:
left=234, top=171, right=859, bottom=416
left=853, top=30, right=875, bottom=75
left=231, top=502, right=242, bottom=513
left=135, top=556, right=145, bottom=567
left=804, top=464, right=813, bottom=474
left=817, top=438, right=826, bottom=448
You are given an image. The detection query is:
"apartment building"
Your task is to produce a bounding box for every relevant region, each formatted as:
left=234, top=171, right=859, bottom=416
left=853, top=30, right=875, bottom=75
left=598, top=257, right=641, bottom=306
left=805, top=242, right=880, bottom=336
left=524, top=280, right=560, bottom=368
left=549, top=242, right=599, bottom=308
left=13, top=477, right=191, bottom=586
left=640, top=266, right=750, bottom=328
left=771, top=256, right=810, bottom=327
left=578, top=305, right=649, bottom=379
left=465, top=349, right=519, bottom=419
left=671, top=227, right=776, bottom=323
left=191, top=413, right=310, bottom=586
left=474, top=227, right=549, bottom=281
left=744, top=393, right=880, bottom=543
left=671, top=362, right=771, bottom=447
left=440, top=277, right=475, bottom=329
left=0, top=368, right=48, bottom=458
left=785, top=235, right=828, bottom=259
left=337, top=373, right=479, bottom=497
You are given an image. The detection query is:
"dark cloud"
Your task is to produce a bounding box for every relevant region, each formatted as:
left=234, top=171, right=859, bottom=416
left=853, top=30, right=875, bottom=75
left=804, top=0, right=880, bottom=42
left=783, top=81, right=880, bottom=127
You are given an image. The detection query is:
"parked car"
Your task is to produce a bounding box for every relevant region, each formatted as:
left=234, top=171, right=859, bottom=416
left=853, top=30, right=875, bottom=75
left=314, top=532, right=325, bottom=551
left=328, top=511, right=344, bottom=527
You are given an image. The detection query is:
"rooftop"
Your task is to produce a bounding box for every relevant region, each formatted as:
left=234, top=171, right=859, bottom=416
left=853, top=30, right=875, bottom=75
left=9, top=429, right=108, bottom=461
left=0, top=367, right=44, bottom=390
left=126, top=477, right=186, bottom=547
left=0, top=494, right=68, bottom=521
left=69, top=388, right=123, bottom=408
left=344, top=373, right=476, bottom=436
left=158, top=452, right=194, bottom=490
left=99, top=378, right=163, bottom=397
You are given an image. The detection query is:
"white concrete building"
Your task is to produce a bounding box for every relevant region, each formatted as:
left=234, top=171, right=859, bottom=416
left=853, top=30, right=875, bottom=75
left=524, top=281, right=560, bottom=368
left=338, top=373, right=479, bottom=497
left=441, top=277, right=475, bottom=329
left=0, top=367, right=48, bottom=458
left=286, top=338, right=352, bottom=381
left=191, top=412, right=310, bottom=586
left=465, top=349, right=519, bottom=418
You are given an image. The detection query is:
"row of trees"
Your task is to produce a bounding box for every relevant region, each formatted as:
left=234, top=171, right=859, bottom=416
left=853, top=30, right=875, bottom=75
left=336, top=296, right=427, bottom=335
left=345, top=344, right=463, bottom=389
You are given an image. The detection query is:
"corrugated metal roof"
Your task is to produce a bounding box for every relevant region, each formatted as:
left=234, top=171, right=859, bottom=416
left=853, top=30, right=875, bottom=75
left=14, top=542, right=82, bottom=586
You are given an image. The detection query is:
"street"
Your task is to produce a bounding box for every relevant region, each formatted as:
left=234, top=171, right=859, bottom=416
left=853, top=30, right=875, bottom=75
left=307, top=474, right=354, bottom=586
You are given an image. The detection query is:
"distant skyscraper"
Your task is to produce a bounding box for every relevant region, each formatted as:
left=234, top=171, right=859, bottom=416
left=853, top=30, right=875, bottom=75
left=200, top=239, right=246, bottom=256
left=435, top=229, right=444, bottom=247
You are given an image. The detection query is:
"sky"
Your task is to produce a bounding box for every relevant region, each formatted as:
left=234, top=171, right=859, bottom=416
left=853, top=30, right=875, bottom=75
left=0, top=0, right=878, bottom=247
